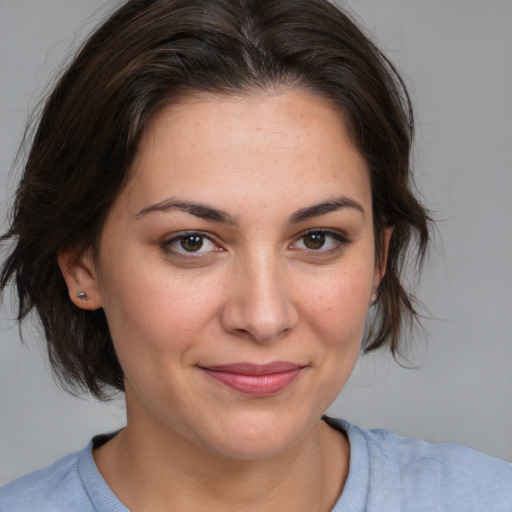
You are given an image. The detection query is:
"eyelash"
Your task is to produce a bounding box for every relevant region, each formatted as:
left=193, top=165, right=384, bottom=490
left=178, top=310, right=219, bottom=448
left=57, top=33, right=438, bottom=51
left=291, top=229, right=350, bottom=254
left=160, top=231, right=221, bottom=256
left=160, top=229, right=350, bottom=258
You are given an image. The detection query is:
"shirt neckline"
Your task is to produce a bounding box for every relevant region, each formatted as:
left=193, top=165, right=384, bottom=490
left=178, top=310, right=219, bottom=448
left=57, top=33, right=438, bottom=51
left=77, top=418, right=369, bottom=512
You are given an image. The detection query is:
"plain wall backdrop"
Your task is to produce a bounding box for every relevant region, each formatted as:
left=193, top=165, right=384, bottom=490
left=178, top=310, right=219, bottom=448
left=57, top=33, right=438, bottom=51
left=1, top=0, right=511, bottom=484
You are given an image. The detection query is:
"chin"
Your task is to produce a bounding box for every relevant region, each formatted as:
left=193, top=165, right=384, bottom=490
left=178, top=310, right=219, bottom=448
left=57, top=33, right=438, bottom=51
left=195, top=409, right=319, bottom=461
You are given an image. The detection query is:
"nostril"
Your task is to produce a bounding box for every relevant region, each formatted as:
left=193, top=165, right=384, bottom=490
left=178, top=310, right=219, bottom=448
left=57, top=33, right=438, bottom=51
left=219, top=260, right=299, bottom=342
left=220, top=297, right=299, bottom=343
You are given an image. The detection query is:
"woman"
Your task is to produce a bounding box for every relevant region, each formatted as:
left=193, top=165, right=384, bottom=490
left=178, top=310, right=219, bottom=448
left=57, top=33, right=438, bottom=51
left=1, top=0, right=511, bottom=510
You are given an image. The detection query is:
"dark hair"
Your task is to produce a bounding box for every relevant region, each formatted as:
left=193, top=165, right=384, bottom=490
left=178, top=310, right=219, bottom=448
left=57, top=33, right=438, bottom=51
left=0, top=0, right=430, bottom=399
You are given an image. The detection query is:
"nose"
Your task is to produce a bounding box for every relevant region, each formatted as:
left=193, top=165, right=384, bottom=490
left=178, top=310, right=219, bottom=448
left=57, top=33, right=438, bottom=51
left=220, top=253, right=299, bottom=343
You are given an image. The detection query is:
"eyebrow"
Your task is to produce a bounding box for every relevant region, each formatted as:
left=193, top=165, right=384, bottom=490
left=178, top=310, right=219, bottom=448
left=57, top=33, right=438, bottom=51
left=287, top=196, right=365, bottom=224
left=135, top=199, right=238, bottom=225
left=135, top=195, right=364, bottom=224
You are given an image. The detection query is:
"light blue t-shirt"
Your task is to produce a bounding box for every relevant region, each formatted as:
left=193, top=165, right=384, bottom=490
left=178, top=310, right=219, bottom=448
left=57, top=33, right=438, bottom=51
left=1, top=418, right=511, bottom=511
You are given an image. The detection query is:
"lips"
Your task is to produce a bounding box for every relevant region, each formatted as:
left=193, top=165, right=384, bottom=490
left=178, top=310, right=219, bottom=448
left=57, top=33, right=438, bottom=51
left=199, top=362, right=305, bottom=396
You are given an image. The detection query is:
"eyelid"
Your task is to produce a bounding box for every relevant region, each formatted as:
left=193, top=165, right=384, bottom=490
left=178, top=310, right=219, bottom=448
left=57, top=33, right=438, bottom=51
left=290, top=228, right=351, bottom=252
left=161, top=230, right=223, bottom=256
left=160, top=228, right=350, bottom=258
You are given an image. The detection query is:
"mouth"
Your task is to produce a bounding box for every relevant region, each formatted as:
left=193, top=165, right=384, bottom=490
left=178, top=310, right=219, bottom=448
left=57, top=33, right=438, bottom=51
left=198, top=362, right=306, bottom=396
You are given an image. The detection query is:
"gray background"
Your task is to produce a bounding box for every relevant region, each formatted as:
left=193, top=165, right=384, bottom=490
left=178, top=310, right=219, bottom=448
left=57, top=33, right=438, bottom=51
left=1, top=0, right=511, bottom=484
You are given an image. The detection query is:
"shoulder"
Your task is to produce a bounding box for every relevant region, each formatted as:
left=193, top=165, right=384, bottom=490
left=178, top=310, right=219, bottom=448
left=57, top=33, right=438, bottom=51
left=327, top=417, right=512, bottom=511
left=360, top=422, right=512, bottom=482
left=0, top=447, right=93, bottom=512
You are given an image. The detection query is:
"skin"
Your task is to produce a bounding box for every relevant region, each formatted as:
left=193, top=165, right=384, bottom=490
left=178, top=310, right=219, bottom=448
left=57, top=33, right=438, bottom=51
left=59, top=90, right=389, bottom=511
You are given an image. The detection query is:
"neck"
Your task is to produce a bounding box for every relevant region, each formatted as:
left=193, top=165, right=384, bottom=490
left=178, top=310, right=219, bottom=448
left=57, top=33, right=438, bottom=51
left=94, top=416, right=349, bottom=512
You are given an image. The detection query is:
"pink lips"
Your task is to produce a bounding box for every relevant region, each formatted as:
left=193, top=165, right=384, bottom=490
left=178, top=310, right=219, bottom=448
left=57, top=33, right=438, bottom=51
left=199, top=362, right=305, bottom=396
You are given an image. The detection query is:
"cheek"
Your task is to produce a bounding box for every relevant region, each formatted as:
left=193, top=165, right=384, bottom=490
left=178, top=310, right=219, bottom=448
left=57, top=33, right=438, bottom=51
left=300, top=263, right=373, bottom=341
left=97, top=257, right=224, bottom=360
left=292, top=268, right=372, bottom=413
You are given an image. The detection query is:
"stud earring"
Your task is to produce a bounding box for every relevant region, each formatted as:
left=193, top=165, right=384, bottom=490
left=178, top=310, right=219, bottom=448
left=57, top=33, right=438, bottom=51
left=77, top=291, right=88, bottom=300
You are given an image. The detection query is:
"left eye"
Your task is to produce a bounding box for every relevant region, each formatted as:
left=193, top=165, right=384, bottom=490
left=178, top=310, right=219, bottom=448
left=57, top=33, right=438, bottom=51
left=292, top=231, right=347, bottom=252
left=163, top=233, right=218, bottom=254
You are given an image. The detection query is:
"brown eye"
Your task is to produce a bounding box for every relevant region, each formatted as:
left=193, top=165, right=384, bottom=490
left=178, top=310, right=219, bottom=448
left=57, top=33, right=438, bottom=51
left=303, top=232, right=326, bottom=250
left=162, top=232, right=219, bottom=256
left=180, top=235, right=204, bottom=252
left=291, top=230, right=349, bottom=254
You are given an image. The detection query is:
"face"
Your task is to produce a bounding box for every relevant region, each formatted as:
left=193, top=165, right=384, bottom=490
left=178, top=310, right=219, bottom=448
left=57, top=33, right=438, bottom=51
left=67, top=90, right=385, bottom=460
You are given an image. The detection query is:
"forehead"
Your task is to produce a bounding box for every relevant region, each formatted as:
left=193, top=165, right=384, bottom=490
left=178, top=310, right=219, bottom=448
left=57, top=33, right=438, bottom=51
left=124, top=90, right=371, bottom=214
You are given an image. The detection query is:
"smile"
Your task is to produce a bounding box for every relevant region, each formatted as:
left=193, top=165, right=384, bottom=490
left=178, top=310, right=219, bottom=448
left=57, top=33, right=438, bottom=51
left=198, top=362, right=305, bottom=396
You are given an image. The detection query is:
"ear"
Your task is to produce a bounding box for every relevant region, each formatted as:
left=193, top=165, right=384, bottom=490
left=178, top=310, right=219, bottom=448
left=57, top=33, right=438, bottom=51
left=371, top=227, right=393, bottom=303
left=57, top=247, right=102, bottom=310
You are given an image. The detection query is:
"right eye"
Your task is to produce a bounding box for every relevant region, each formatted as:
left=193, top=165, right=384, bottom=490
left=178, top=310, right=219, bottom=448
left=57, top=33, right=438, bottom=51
left=161, top=232, right=220, bottom=255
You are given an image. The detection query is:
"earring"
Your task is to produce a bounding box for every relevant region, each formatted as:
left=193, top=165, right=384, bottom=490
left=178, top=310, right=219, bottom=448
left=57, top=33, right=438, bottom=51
left=77, top=291, right=88, bottom=300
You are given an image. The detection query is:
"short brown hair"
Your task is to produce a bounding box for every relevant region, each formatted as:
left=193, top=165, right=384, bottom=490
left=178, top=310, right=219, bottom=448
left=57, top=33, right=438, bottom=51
left=1, top=0, right=430, bottom=399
